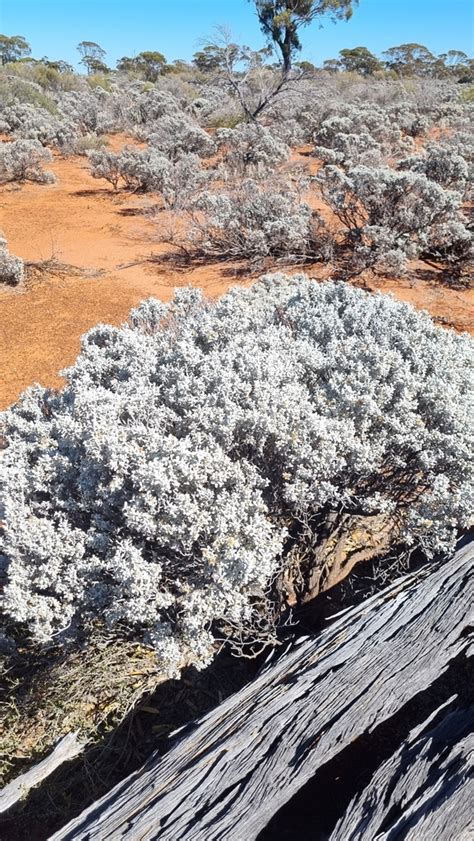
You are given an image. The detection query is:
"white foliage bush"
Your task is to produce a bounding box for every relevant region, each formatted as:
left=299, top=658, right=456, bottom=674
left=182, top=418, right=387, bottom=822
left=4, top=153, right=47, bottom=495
left=88, top=146, right=207, bottom=206
left=126, top=89, right=182, bottom=127
left=216, top=123, right=289, bottom=179
left=146, top=115, right=215, bottom=161
left=1, top=276, right=473, bottom=674
left=314, top=130, right=384, bottom=168
left=0, top=139, right=56, bottom=184
left=87, top=148, right=122, bottom=189
left=270, top=117, right=306, bottom=147
left=156, top=154, right=209, bottom=209
left=312, top=107, right=409, bottom=155
left=57, top=89, right=116, bottom=135
left=0, top=235, right=25, bottom=285
left=182, top=182, right=329, bottom=261
left=318, top=164, right=471, bottom=273
left=109, top=147, right=166, bottom=192
left=398, top=143, right=469, bottom=193
left=0, top=102, right=76, bottom=149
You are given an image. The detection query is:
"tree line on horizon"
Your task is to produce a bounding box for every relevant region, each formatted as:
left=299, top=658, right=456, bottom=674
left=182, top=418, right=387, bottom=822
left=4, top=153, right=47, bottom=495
left=1, top=0, right=472, bottom=86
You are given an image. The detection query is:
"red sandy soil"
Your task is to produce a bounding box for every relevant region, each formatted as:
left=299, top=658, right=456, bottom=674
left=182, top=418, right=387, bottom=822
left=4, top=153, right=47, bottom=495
left=0, top=138, right=472, bottom=410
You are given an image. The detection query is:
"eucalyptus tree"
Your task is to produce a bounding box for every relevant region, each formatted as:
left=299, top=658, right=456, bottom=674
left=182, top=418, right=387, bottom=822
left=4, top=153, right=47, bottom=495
left=254, top=0, right=357, bottom=74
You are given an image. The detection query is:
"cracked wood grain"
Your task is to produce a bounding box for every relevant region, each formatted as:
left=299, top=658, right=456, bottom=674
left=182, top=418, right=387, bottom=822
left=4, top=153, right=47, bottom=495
left=50, top=540, right=473, bottom=841
left=330, top=696, right=474, bottom=841
left=0, top=733, right=85, bottom=815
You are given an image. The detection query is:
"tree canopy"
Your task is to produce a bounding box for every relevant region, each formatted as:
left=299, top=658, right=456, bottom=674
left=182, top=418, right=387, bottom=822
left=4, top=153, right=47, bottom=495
left=382, top=43, right=435, bottom=76
left=77, top=41, right=107, bottom=74
left=117, top=51, right=167, bottom=81
left=339, top=46, right=382, bottom=75
left=0, top=34, right=31, bottom=65
left=253, top=0, right=357, bottom=73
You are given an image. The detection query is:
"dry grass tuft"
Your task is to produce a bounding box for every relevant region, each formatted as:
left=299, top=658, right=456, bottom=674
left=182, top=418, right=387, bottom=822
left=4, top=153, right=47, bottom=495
left=1, top=634, right=164, bottom=787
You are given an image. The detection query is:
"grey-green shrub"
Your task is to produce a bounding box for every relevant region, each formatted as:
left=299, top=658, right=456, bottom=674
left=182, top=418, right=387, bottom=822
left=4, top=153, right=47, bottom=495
left=1, top=275, right=472, bottom=674
left=0, top=236, right=25, bottom=285
left=0, top=139, right=55, bottom=184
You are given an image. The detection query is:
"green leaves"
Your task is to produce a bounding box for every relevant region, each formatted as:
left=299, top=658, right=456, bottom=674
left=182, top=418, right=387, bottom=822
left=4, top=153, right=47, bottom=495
left=253, top=0, right=357, bottom=72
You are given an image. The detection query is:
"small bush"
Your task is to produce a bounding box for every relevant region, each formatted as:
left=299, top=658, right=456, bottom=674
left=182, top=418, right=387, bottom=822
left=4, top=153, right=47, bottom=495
left=178, top=181, right=330, bottom=262
left=0, top=102, right=75, bottom=148
left=88, top=146, right=207, bottom=206
left=314, top=130, right=384, bottom=168
left=0, top=77, right=58, bottom=114
left=0, top=239, right=25, bottom=285
left=216, top=123, right=289, bottom=179
left=88, top=148, right=122, bottom=189
left=311, top=106, right=406, bottom=155
left=146, top=115, right=215, bottom=161
left=73, top=133, right=108, bottom=156
left=126, top=89, right=182, bottom=126
left=398, top=143, right=469, bottom=193
left=318, top=164, right=471, bottom=274
left=2, top=276, right=472, bottom=675
left=0, top=139, right=55, bottom=184
left=460, top=84, right=474, bottom=103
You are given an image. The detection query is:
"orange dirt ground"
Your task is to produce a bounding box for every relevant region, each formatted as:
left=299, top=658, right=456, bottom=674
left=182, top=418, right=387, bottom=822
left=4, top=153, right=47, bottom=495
left=1, top=139, right=473, bottom=410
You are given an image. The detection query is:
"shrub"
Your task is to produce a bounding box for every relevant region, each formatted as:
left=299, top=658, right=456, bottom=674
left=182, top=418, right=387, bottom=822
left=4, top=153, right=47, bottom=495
left=312, top=106, right=406, bottom=153
left=57, top=89, right=115, bottom=135
left=0, top=102, right=75, bottom=148
left=314, top=130, right=384, bottom=168
left=157, top=153, right=208, bottom=209
left=216, top=123, right=289, bottom=179
left=0, top=139, right=55, bottom=184
left=125, top=89, right=182, bottom=126
left=146, top=115, right=215, bottom=161
left=88, top=148, right=122, bottom=189
left=72, top=133, right=108, bottom=156
left=88, top=146, right=168, bottom=192
left=178, top=182, right=330, bottom=262
left=398, top=143, right=469, bottom=193
left=190, top=89, right=243, bottom=130
left=0, top=238, right=25, bottom=285
left=1, top=276, right=472, bottom=674
left=318, top=164, right=471, bottom=274
left=0, top=77, right=58, bottom=113
left=88, top=146, right=207, bottom=206
left=460, top=84, right=474, bottom=103
left=269, top=117, right=306, bottom=147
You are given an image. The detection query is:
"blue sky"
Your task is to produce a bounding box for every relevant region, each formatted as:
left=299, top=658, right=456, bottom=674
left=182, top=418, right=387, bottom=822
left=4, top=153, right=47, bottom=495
left=1, top=0, right=472, bottom=69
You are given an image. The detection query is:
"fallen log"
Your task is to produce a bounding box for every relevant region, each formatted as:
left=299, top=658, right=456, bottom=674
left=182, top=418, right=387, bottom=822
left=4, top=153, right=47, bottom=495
left=330, top=696, right=474, bottom=841
left=51, top=541, right=473, bottom=841
left=0, top=733, right=85, bottom=815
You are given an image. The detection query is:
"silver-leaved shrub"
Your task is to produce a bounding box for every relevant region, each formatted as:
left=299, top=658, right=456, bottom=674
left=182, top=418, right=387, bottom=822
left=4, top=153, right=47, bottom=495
left=216, top=123, right=289, bottom=180
left=1, top=275, right=472, bottom=674
left=146, top=114, right=215, bottom=161
left=182, top=182, right=328, bottom=261
left=398, top=143, right=470, bottom=194
left=318, top=164, right=471, bottom=274
left=0, top=139, right=56, bottom=185
left=88, top=146, right=207, bottom=206
left=0, top=233, right=25, bottom=285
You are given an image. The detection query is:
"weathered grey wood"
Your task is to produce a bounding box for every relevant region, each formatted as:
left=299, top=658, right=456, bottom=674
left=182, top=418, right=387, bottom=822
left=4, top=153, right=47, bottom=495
left=0, top=732, right=85, bottom=814
left=51, top=541, right=474, bottom=841
left=330, top=696, right=474, bottom=840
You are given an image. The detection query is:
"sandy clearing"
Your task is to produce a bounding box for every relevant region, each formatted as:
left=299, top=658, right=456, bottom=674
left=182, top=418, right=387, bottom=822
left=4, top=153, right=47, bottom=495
left=0, top=141, right=472, bottom=410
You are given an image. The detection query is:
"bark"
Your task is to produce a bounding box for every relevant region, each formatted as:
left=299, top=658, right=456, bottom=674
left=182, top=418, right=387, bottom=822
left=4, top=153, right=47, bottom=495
left=50, top=540, right=473, bottom=841
left=330, top=697, right=474, bottom=840
left=0, top=733, right=85, bottom=814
